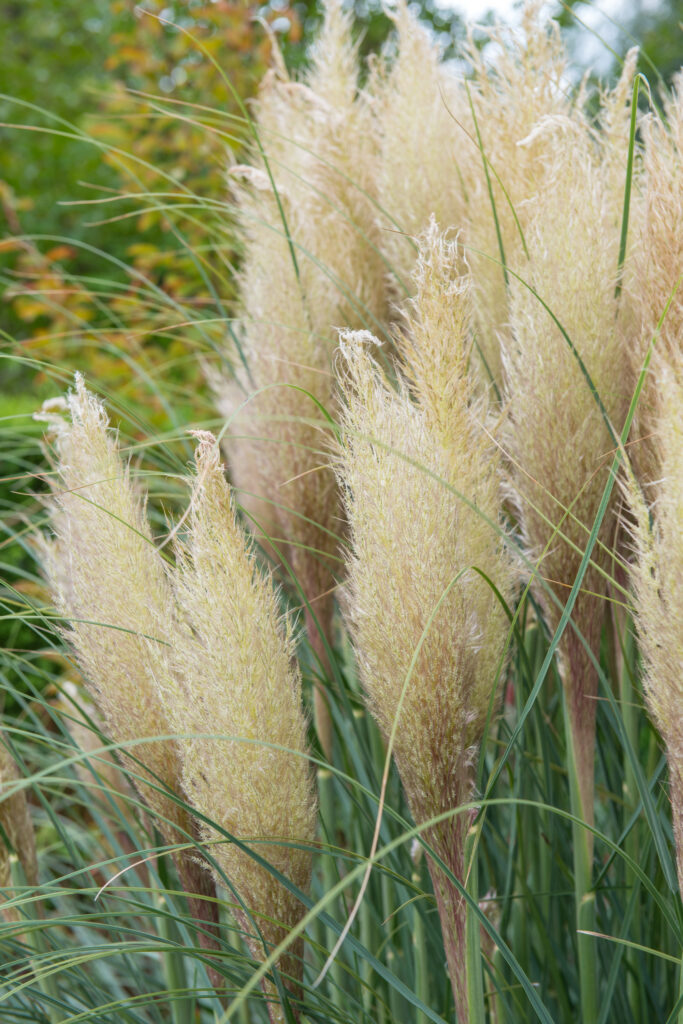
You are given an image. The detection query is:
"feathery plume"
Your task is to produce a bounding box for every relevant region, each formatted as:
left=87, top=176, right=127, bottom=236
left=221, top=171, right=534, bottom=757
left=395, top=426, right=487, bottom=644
left=37, top=378, right=220, bottom=976
left=163, top=433, right=317, bottom=1020
left=461, top=3, right=577, bottom=389
left=626, top=365, right=683, bottom=892
left=629, top=77, right=682, bottom=486
left=599, top=47, right=641, bottom=224
left=37, top=377, right=186, bottom=836
left=336, top=225, right=513, bottom=1020
left=216, top=0, right=389, bottom=759
left=372, top=1, right=468, bottom=296
left=502, top=108, right=632, bottom=837
left=373, top=2, right=579, bottom=390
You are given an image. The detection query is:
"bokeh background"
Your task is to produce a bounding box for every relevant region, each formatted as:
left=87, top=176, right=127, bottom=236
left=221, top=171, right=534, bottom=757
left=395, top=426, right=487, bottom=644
left=1, top=0, right=681, bottom=358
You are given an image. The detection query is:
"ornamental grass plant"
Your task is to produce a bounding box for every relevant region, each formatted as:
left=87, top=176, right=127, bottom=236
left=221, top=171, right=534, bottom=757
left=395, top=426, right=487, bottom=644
left=2, top=2, right=683, bottom=1023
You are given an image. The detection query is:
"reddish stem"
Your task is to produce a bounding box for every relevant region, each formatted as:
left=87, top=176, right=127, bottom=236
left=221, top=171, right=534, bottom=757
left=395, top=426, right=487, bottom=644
left=177, top=852, right=224, bottom=993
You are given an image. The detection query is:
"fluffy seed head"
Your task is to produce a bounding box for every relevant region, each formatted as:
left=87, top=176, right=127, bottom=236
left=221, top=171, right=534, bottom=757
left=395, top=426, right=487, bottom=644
left=462, top=5, right=577, bottom=388
left=163, top=434, right=317, bottom=989
left=373, top=2, right=584, bottom=390
left=628, top=78, right=683, bottom=486
left=216, top=0, right=388, bottom=634
left=336, top=228, right=513, bottom=1018
left=503, top=122, right=628, bottom=595
left=372, top=1, right=468, bottom=295
left=626, top=365, right=683, bottom=889
left=501, top=104, right=634, bottom=824
left=336, top=225, right=513, bottom=828
left=37, top=376, right=189, bottom=840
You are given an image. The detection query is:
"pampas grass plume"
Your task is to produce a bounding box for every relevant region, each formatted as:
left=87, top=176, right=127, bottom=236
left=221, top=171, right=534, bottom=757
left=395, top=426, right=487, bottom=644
left=627, top=365, right=683, bottom=891
left=164, top=433, right=317, bottom=1016
left=216, top=0, right=389, bottom=756
left=502, top=100, right=633, bottom=830
left=336, top=225, right=513, bottom=1019
left=37, top=378, right=221, bottom=976
left=629, top=79, right=683, bottom=486
left=37, top=376, right=186, bottom=837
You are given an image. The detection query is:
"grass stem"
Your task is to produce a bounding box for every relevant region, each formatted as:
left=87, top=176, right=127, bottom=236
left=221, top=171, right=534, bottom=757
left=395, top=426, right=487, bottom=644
left=157, top=895, right=194, bottom=1024
left=411, top=864, right=430, bottom=1024
left=465, top=826, right=486, bottom=1024
left=564, top=702, right=598, bottom=1024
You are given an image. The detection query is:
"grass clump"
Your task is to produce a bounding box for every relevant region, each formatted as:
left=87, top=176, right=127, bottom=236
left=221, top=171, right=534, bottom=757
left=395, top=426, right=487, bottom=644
left=2, top=3, right=683, bottom=1023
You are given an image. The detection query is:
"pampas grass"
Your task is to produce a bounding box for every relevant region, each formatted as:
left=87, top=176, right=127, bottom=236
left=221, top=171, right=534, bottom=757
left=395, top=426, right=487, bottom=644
left=3, top=2, right=683, bottom=1022
left=335, top=224, right=513, bottom=1021
left=214, top=0, right=389, bottom=758
left=37, top=380, right=316, bottom=1007
left=163, top=433, right=316, bottom=1019
left=626, top=365, right=683, bottom=888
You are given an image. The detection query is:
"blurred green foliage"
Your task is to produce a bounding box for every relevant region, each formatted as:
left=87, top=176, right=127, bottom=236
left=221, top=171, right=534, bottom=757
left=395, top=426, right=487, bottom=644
left=634, top=0, right=683, bottom=91
left=559, top=0, right=683, bottom=98
left=0, top=0, right=125, bottom=246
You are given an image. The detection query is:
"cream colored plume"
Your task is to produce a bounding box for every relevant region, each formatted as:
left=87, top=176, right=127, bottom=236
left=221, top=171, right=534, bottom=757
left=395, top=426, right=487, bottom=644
left=164, top=433, right=317, bottom=1010
left=629, top=78, right=682, bottom=486
left=37, top=380, right=226, bottom=983
left=37, top=376, right=188, bottom=841
left=502, top=107, right=633, bottom=831
left=0, top=736, right=38, bottom=923
left=372, top=1, right=468, bottom=297
left=216, top=1, right=389, bottom=728
left=627, top=366, right=683, bottom=892
left=336, top=225, right=513, bottom=1019
left=460, top=4, right=581, bottom=389
left=599, top=47, right=641, bottom=225
left=373, top=2, right=583, bottom=390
